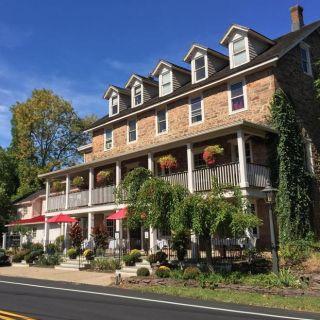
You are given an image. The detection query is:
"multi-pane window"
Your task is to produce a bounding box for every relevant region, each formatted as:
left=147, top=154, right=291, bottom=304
left=301, top=45, right=312, bottom=75
left=134, top=85, right=142, bottom=106
left=128, top=119, right=137, bottom=142
left=161, top=71, right=171, bottom=95
left=190, top=97, right=203, bottom=124
left=111, top=95, right=118, bottom=115
left=105, top=128, right=112, bottom=150
left=157, top=109, right=167, bottom=134
left=106, top=220, right=115, bottom=238
left=230, top=81, right=245, bottom=112
left=232, top=38, right=247, bottom=67
left=194, top=153, right=206, bottom=169
left=194, top=56, right=206, bottom=81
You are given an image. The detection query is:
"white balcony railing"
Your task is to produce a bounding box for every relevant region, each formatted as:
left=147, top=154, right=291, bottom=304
left=68, top=190, right=89, bottom=209
left=159, top=171, right=188, bottom=189
left=47, top=194, right=66, bottom=212
left=247, top=163, right=270, bottom=188
left=92, top=185, right=115, bottom=205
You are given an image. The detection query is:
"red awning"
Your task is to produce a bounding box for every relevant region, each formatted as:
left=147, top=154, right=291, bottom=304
left=106, top=208, right=127, bottom=220
left=7, top=215, right=45, bottom=226
left=47, top=213, right=77, bottom=223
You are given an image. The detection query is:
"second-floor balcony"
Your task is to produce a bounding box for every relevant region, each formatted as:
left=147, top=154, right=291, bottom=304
left=46, top=162, right=270, bottom=212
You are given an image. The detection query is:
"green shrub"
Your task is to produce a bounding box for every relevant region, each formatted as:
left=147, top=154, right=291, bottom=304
left=224, top=271, right=244, bottom=285
left=155, top=266, right=170, bottom=278
left=83, top=249, right=94, bottom=261
left=280, top=239, right=312, bottom=265
left=24, top=250, right=43, bottom=264
left=12, top=250, right=30, bottom=263
left=130, top=249, right=142, bottom=262
left=21, top=242, right=32, bottom=250
left=137, top=267, right=150, bottom=277
left=148, top=251, right=167, bottom=264
left=169, top=269, right=184, bottom=280
left=31, top=243, right=44, bottom=252
left=198, top=273, right=224, bottom=289
left=90, top=258, right=121, bottom=271
left=46, top=243, right=58, bottom=255
left=55, top=235, right=65, bottom=252
left=67, top=248, right=78, bottom=259
left=0, top=249, right=10, bottom=266
left=36, top=253, right=61, bottom=266
left=171, top=231, right=189, bottom=262
left=122, top=254, right=136, bottom=266
left=183, top=266, right=201, bottom=280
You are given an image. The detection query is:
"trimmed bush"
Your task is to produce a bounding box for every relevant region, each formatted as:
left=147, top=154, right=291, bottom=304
left=148, top=251, right=167, bottom=264
left=90, top=258, right=121, bottom=271
left=122, top=254, right=136, bottom=266
left=36, top=253, right=61, bottom=266
left=24, top=250, right=43, bottom=264
left=183, top=266, right=201, bottom=280
left=83, top=249, right=94, bottom=261
left=155, top=266, right=171, bottom=278
left=31, top=243, right=44, bottom=252
left=46, top=243, right=58, bottom=255
left=130, top=249, right=142, bottom=262
left=67, top=248, right=78, bottom=259
left=12, top=250, right=30, bottom=263
left=137, top=267, right=150, bottom=277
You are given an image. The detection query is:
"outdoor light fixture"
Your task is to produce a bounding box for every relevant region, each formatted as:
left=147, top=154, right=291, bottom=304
left=262, top=180, right=279, bottom=275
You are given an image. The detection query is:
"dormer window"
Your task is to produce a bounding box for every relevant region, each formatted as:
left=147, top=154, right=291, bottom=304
left=232, top=37, right=247, bottom=67
left=161, top=70, right=172, bottom=96
left=194, top=56, right=206, bottom=82
left=133, top=85, right=142, bottom=107
left=111, top=95, right=118, bottom=115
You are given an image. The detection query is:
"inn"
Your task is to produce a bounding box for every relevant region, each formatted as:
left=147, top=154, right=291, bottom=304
left=3, top=5, right=320, bottom=254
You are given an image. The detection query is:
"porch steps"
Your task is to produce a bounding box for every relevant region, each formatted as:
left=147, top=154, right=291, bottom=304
left=118, top=259, right=152, bottom=278
left=55, top=259, right=90, bottom=271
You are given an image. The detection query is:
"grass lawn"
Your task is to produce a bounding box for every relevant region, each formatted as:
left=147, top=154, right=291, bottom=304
left=132, top=285, right=320, bottom=313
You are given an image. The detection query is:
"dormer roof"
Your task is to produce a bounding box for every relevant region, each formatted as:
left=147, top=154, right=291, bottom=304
left=184, top=44, right=229, bottom=62
left=125, top=74, right=158, bottom=89
left=220, top=24, right=275, bottom=47
left=103, top=85, right=130, bottom=99
left=151, top=60, right=190, bottom=77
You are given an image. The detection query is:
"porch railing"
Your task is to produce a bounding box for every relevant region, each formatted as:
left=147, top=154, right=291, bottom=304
left=193, top=162, right=240, bottom=192
left=91, top=185, right=115, bottom=205
left=48, top=194, right=66, bottom=212
left=68, top=190, right=89, bottom=209
left=159, top=171, right=188, bottom=189
left=247, top=163, right=270, bottom=188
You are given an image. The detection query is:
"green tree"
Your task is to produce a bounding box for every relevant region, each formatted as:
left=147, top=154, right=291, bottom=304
left=10, top=89, right=96, bottom=197
left=270, top=89, right=312, bottom=243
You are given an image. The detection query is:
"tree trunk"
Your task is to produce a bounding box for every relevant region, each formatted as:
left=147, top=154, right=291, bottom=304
left=203, top=234, right=214, bottom=272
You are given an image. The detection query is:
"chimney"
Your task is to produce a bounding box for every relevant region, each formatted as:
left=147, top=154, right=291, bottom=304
left=290, top=5, right=304, bottom=31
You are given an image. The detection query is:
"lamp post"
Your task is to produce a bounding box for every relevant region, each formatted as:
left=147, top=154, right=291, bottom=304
left=262, top=180, right=279, bottom=275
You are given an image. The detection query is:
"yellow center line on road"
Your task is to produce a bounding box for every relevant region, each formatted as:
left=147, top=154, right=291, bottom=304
left=0, top=310, right=36, bottom=320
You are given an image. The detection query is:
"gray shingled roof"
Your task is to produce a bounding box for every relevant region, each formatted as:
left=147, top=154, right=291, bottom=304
left=88, top=20, right=320, bottom=131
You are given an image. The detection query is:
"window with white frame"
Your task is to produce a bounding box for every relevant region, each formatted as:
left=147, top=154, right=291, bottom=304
left=104, top=128, right=112, bottom=150
left=110, top=95, right=118, bottom=115
left=230, top=81, right=246, bottom=112
left=232, top=37, right=247, bottom=67
left=190, top=97, right=203, bottom=124
left=133, top=85, right=142, bottom=106
left=194, top=55, right=206, bottom=82
left=300, top=44, right=312, bottom=75
left=128, top=119, right=137, bottom=142
left=161, top=71, right=172, bottom=96
left=156, top=108, right=167, bottom=134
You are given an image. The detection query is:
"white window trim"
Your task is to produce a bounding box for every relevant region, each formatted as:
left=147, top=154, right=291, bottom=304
left=127, top=118, right=138, bottom=144
left=189, top=95, right=204, bottom=126
left=109, top=93, right=119, bottom=117
left=300, top=42, right=313, bottom=77
left=191, top=54, right=208, bottom=83
left=229, top=36, right=250, bottom=69
left=131, top=83, right=144, bottom=108
left=104, top=127, right=113, bottom=151
left=155, top=106, right=168, bottom=136
left=159, top=69, right=173, bottom=97
left=228, top=78, right=248, bottom=115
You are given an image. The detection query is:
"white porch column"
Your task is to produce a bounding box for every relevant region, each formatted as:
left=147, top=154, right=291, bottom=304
left=45, top=180, right=50, bottom=212
left=237, top=130, right=249, bottom=188
left=63, top=223, right=67, bottom=254
left=2, top=233, right=6, bottom=249
left=88, top=212, right=94, bottom=240
left=187, top=143, right=194, bottom=193
left=116, top=219, right=123, bottom=239
left=148, top=153, right=154, bottom=174
left=191, top=232, right=198, bottom=260
left=43, top=217, right=49, bottom=249
left=116, top=161, right=121, bottom=187
left=88, top=168, right=94, bottom=206
left=65, top=174, right=70, bottom=209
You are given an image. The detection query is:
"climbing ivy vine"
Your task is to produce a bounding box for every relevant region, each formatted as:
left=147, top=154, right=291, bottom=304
left=270, top=89, right=312, bottom=244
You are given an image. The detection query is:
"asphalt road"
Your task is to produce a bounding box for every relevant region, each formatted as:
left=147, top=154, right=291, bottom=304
left=0, top=276, right=318, bottom=320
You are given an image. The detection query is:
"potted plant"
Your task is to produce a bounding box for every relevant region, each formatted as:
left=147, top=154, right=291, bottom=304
left=72, top=176, right=85, bottom=189
left=202, top=145, right=224, bottom=166
left=157, top=155, right=177, bottom=171
left=51, top=181, right=64, bottom=193
left=96, top=169, right=111, bottom=185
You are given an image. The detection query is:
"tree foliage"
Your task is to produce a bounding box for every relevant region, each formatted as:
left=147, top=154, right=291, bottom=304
left=10, top=89, right=96, bottom=197
left=69, top=223, right=84, bottom=249
left=270, top=89, right=312, bottom=243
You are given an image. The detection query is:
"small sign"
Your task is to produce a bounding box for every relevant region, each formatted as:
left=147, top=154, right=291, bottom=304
left=144, top=231, right=149, bottom=239
left=114, top=231, right=120, bottom=239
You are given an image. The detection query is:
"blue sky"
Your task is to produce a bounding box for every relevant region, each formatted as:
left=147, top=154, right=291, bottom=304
left=0, top=0, right=319, bottom=147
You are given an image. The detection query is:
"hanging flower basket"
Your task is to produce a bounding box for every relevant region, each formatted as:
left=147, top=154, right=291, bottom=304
left=51, top=181, right=64, bottom=192
left=203, top=145, right=224, bottom=166
left=96, top=169, right=112, bottom=184
left=72, top=176, right=85, bottom=189
left=157, top=154, right=177, bottom=170
left=140, top=212, right=147, bottom=220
